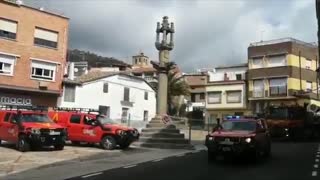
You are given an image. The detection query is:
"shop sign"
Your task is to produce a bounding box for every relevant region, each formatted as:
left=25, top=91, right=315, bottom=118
left=0, top=96, right=32, bottom=106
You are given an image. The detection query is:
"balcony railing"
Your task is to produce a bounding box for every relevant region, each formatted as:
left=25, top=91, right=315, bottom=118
left=253, top=89, right=264, bottom=98
left=269, top=86, right=287, bottom=97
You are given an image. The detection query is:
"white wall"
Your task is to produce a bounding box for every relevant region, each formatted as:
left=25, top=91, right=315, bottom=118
left=208, top=67, right=247, bottom=81
left=59, top=75, right=156, bottom=126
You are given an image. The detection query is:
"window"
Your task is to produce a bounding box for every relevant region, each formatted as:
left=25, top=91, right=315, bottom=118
left=191, top=93, right=196, bottom=102
left=266, top=55, right=286, bottom=67
left=207, top=92, right=221, bottom=104
left=306, top=59, right=312, bottom=70
left=236, top=74, right=242, bottom=80
left=253, top=80, right=264, bottom=97
left=124, top=87, right=130, bottom=101
left=226, top=91, right=242, bottom=103
left=0, top=54, right=15, bottom=75
left=306, top=81, right=312, bottom=92
left=4, top=113, right=11, bottom=122
left=269, top=78, right=287, bottom=96
left=251, top=57, right=263, bottom=69
left=121, top=108, right=129, bottom=123
left=64, top=85, right=76, bottom=102
left=144, top=91, right=148, bottom=100
left=99, top=106, right=110, bottom=117
left=31, top=60, right=56, bottom=81
left=103, top=83, right=108, bottom=93
left=143, top=110, right=148, bottom=121
left=34, top=27, right=58, bottom=48
left=200, top=93, right=205, bottom=100
left=70, top=115, right=81, bottom=124
left=0, top=18, right=17, bottom=40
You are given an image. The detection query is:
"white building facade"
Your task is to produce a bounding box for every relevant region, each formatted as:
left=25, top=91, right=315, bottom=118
left=58, top=72, right=156, bottom=130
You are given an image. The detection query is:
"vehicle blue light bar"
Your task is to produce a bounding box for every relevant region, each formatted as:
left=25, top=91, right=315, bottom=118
left=226, top=115, right=241, bottom=120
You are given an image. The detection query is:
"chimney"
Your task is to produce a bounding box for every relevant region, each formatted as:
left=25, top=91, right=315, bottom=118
left=68, top=62, right=75, bottom=80
left=224, top=73, right=229, bottom=81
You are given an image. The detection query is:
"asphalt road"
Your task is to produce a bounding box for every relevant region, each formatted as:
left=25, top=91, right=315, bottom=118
left=67, top=142, right=320, bottom=180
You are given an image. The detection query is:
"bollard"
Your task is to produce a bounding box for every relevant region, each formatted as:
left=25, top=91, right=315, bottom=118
left=189, top=123, right=192, bottom=144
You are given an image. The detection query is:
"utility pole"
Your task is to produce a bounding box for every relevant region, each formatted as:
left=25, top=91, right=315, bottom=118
left=316, top=0, right=320, bottom=80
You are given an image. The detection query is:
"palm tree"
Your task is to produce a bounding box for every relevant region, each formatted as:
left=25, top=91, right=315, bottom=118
left=151, top=61, right=190, bottom=115
left=167, top=71, right=190, bottom=115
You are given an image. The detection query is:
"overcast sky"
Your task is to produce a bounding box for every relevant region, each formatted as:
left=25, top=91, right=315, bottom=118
left=24, top=0, right=317, bottom=72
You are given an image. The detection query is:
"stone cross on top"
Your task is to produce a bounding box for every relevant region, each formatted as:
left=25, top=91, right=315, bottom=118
left=155, top=16, right=175, bottom=51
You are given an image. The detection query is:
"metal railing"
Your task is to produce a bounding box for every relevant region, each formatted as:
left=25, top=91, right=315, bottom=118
left=269, top=86, right=287, bottom=96
left=253, top=90, right=264, bottom=97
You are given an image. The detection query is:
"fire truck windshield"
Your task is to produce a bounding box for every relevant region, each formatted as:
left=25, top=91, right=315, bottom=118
left=19, top=114, right=53, bottom=123
left=97, top=116, right=116, bottom=125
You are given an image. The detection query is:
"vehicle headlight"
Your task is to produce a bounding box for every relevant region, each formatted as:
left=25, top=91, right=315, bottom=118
left=208, top=136, right=214, bottom=141
left=31, top=128, right=41, bottom=135
left=117, top=130, right=126, bottom=136
left=245, top=137, right=251, bottom=143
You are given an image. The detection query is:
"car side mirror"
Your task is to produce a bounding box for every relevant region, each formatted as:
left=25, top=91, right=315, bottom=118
left=11, top=119, right=17, bottom=124
left=91, top=121, right=98, bottom=126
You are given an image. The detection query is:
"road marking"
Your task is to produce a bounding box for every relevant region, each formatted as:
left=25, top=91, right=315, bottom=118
left=316, top=159, right=319, bottom=163
left=176, top=154, right=186, bottom=157
left=152, top=159, right=163, bottom=162
left=81, top=172, right=103, bottom=178
left=314, top=164, right=319, bottom=168
left=316, top=155, right=320, bottom=158
left=317, top=151, right=320, bottom=154
left=312, top=171, right=317, bottom=176
left=123, top=164, right=137, bottom=169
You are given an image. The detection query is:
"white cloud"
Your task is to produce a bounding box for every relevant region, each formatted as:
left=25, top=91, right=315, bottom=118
left=24, top=0, right=317, bottom=72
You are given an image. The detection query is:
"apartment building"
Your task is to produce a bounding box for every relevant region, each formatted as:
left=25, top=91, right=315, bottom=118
left=205, top=64, right=250, bottom=124
left=248, top=38, right=320, bottom=114
left=0, top=1, right=69, bottom=107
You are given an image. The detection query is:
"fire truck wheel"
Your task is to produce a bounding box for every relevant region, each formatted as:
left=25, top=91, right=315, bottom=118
left=54, top=144, right=65, bottom=151
left=17, top=135, right=30, bottom=152
left=101, top=136, right=116, bottom=150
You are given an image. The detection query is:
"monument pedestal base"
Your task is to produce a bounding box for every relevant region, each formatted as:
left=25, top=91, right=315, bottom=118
left=134, top=116, right=194, bottom=149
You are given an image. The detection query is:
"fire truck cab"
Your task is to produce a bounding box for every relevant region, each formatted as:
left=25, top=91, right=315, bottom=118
left=48, top=108, right=140, bottom=150
left=0, top=106, right=67, bottom=152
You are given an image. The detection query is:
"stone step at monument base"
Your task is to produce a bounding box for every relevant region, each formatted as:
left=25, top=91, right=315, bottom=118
left=133, top=142, right=194, bottom=150
left=139, top=137, right=189, bottom=144
left=141, top=128, right=180, bottom=133
left=141, top=132, right=185, bottom=138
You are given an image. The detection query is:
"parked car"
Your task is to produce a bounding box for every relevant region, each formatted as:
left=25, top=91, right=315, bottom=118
left=205, top=115, right=271, bottom=161
left=0, top=106, right=67, bottom=152
left=48, top=108, right=140, bottom=150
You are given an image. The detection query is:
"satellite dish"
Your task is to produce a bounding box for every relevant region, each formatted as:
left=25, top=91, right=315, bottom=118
left=74, top=68, right=78, bottom=72
left=16, top=0, right=23, bottom=5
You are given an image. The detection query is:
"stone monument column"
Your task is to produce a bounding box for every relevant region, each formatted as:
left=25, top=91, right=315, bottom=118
left=155, top=16, right=174, bottom=116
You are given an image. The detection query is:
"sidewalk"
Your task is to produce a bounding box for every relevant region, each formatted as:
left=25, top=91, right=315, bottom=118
left=2, top=143, right=206, bottom=180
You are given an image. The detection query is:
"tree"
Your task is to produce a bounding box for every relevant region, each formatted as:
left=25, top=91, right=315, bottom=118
left=167, top=71, right=190, bottom=116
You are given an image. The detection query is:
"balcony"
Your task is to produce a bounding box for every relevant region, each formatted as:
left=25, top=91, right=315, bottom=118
left=253, top=89, right=264, bottom=98
left=269, top=86, right=287, bottom=97
left=144, top=76, right=158, bottom=83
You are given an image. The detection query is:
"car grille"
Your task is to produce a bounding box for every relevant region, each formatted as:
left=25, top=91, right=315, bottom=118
left=40, top=128, right=63, bottom=135
left=215, top=137, right=240, bottom=143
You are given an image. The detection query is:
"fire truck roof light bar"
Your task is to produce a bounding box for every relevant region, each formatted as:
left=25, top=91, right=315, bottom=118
left=53, top=107, right=100, bottom=113
left=0, top=105, right=48, bottom=111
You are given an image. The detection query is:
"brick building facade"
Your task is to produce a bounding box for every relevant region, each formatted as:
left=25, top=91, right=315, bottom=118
left=0, top=1, right=69, bottom=107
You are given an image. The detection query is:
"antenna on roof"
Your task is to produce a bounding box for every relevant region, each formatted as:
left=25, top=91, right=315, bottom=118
left=260, top=30, right=265, bottom=42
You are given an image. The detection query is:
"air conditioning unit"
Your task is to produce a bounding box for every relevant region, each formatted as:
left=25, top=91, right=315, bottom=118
left=39, top=81, right=48, bottom=89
